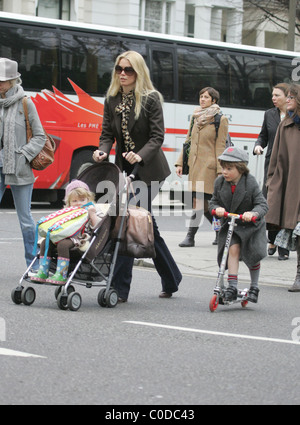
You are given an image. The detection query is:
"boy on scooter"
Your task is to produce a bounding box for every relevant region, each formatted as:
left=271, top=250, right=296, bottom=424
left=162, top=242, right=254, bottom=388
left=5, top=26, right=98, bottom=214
left=209, top=147, right=268, bottom=303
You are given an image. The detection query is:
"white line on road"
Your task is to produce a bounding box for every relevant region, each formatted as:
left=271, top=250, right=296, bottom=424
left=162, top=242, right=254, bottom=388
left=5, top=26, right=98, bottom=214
left=124, top=321, right=300, bottom=346
left=0, top=348, right=46, bottom=358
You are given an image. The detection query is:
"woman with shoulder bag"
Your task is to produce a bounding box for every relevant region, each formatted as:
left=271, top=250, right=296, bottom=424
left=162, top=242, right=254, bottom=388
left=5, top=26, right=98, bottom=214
left=175, top=87, right=228, bottom=247
left=93, top=50, right=182, bottom=302
left=0, top=58, right=46, bottom=268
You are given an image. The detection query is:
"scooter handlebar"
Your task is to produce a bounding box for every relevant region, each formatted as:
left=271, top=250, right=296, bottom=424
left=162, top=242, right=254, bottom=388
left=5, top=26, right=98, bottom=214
left=211, top=209, right=257, bottom=223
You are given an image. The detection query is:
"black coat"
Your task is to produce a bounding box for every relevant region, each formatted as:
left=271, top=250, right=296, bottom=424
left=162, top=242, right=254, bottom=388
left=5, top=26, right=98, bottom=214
left=253, top=107, right=281, bottom=197
left=209, top=174, right=268, bottom=268
left=99, top=91, right=170, bottom=186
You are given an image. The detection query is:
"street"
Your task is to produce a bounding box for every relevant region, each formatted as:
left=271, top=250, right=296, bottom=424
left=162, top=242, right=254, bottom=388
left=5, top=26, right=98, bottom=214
left=1, top=206, right=300, bottom=406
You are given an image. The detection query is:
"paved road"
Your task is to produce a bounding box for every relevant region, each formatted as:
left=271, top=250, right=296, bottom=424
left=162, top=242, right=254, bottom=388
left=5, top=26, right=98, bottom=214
left=1, top=208, right=300, bottom=406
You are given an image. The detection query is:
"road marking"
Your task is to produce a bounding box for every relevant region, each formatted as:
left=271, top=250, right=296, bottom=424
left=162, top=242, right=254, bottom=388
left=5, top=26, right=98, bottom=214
left=0, top=348, right=46, bottom=358
left=124, top=321, right=300, bottom=346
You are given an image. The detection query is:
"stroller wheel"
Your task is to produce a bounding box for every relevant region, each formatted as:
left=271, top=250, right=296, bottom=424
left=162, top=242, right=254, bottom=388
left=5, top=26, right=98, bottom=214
left=98, top=288, right=107, bottom=307
left=209, top=294, right=219, bottom=312
left=106, top=289, right=118, bottom=308
left=54, top=285, right=75, bottom=300
left=57, top=292, right=68, bottom=310
left=21, top=287, right=36, bottom=306
left=67, top=292, right=82, bottom=311
left=11, top=286, right=24, bottom=305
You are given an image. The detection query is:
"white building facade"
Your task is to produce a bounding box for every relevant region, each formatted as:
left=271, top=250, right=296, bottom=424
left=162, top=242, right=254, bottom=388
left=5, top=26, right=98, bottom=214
left=0, top=0, right=299, bottom=51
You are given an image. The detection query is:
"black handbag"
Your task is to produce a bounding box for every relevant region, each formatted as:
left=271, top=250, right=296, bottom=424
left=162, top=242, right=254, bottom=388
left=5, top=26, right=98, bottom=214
left=182, top=141, right=190, bottom=175
left=182, top=117, right=194, bottom=175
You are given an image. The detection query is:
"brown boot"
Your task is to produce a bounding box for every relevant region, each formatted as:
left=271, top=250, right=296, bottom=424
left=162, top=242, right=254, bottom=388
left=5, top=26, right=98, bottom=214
left=288, top=238, right=300, bottom=292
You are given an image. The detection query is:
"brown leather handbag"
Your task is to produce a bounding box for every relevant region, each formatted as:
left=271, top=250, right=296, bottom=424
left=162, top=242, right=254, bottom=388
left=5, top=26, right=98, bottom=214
left=112, top=204, right=156, bottom=259
left=22, top=97, right=56, bottom=171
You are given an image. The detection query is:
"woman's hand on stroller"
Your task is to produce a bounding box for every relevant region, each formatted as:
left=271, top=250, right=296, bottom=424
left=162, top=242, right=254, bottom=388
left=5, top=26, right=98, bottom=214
left=123, top=151, right=142, bottom=165
left=93, top=150, right=108, bottom=162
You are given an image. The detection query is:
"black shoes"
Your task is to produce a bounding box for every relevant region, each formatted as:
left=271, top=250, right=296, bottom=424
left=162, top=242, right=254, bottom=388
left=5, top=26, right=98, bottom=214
left=268, top=245, right=277, bottom=256
left=224, top=286, right=237, bottom=302
left=247, top=287, right=260, bottom=303
left=224, top=286, right=260, bottom=303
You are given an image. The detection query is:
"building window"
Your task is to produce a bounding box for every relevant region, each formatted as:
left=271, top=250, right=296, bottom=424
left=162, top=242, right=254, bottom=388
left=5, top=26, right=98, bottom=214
left=187, top=14, right=195, bottom=38
left=140, top=0, right=172, bottom=34
left=36, top=0, right=71, bottom=20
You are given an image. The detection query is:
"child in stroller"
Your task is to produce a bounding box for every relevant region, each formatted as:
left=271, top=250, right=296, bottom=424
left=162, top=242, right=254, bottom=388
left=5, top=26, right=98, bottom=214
left=31, top=180, right=101, bottom=285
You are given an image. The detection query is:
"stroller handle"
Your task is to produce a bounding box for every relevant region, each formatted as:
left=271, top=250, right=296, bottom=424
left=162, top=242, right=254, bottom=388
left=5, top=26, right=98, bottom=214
left=128, top=163, right=140, bottom=181
left=211, top=209, right=257, bottom=223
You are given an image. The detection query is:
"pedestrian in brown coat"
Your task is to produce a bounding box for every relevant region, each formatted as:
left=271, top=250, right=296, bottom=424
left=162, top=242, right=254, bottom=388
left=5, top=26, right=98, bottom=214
left=175, top=87, right=228, bottom=247
left=266, top=83, right=300, bottom=292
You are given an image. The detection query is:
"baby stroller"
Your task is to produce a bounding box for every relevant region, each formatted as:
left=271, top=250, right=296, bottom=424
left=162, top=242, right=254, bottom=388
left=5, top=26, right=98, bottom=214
left=11, top=162, right=134, bottom=311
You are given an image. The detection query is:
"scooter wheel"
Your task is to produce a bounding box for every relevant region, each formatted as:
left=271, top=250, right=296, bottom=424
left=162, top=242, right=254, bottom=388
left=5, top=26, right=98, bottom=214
left=209, top=294, right=219, bottom=312
left=241, top=300, right=248, bottom=308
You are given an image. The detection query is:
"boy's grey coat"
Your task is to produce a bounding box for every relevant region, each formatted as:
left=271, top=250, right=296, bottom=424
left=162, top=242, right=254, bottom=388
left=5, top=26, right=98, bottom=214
left=209, top=173, right=268, bottom=268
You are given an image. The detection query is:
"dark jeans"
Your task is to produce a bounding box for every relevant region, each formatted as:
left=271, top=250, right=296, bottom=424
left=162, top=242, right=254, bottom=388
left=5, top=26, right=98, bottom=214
left=112, top=182, right=182, bottom=300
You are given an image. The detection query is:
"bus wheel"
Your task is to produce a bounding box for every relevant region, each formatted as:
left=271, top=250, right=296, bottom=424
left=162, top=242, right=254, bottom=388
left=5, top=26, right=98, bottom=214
left=70, top=150, right=94, bottom=180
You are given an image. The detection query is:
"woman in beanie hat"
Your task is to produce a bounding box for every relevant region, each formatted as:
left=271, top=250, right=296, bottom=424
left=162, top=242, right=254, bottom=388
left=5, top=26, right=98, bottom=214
left=31, top=180, right=100, bottom=284
left=0, top=58, right=46, bottom=268
left=209, top=147, right=268, bottom=303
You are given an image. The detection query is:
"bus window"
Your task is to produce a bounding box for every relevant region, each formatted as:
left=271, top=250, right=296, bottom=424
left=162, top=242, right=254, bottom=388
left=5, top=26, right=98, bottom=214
left=60, top=32, right=123, bottom=95
left=177, top=46, right=228, bottom=105
left=275, top=56, right=294, bottom=85
left=227, top=54, right=274, bottom=109
left=119, top=39, right=147, bottom=60
left=0, top=25, right=59, bottom=91
left=151, top=49, right=174, bottom=101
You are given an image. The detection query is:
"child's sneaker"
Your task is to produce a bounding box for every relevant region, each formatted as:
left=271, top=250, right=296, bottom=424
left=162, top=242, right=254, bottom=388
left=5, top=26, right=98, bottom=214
left=247, top=287, right=259, bottom=303
left=224, top=286, right=237, bottom=302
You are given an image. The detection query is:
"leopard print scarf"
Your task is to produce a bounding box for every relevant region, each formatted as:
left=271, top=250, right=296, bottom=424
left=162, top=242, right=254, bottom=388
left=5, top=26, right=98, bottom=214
left=115, top=90, right=135, bottom=152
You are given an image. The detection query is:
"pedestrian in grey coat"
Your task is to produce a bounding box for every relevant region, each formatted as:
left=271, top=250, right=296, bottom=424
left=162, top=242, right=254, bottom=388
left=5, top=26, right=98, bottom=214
left=0, top=58, right=46, bottom=267
left=209, top=146, right=268, bottom=303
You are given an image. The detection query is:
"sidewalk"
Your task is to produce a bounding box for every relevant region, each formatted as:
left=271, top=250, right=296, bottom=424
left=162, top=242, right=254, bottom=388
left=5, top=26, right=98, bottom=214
left=135, top=191, right=297, bottom=287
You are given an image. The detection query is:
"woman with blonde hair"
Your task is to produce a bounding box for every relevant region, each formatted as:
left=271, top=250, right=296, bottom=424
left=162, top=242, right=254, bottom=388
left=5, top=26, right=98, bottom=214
left=93, top=50, right=182, bottom=302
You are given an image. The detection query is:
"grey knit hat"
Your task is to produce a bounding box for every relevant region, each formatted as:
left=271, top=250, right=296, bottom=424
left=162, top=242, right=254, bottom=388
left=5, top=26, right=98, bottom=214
left=218, top=146, right=249, bottom=164
left=0, top=58, right=21, bottom=81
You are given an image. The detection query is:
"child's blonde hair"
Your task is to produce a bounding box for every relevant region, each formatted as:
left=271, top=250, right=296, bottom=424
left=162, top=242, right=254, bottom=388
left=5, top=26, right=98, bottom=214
left=65, top=187, right=95, bottom=207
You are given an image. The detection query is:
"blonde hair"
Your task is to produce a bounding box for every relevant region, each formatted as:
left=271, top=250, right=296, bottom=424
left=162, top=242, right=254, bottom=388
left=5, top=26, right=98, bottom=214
left=106, top=50, right=163, bottom=119
left=10, top=77, right=22, bottom=87
left=64, top=187, right=95, bottom=207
